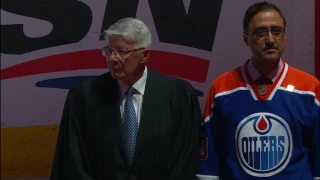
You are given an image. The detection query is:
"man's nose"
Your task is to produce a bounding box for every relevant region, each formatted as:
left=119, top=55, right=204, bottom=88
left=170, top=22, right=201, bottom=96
left=265, top=31, right=275, bottom=43
left=108, top=52, right=119, bottom=62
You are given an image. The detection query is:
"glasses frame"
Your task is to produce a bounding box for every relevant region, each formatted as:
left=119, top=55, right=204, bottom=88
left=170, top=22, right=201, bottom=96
left=245, top=26, right=286, bottom=41
left=101, top=46, right=145, bottom=58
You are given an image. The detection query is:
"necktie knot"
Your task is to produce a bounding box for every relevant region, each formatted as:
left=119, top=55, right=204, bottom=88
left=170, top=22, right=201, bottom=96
left=125, top=87, right=135, bottom=97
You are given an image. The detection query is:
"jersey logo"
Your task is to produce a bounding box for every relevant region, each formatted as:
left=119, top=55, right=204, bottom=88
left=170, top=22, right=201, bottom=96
left=235, top=113, right=292, bottom=177
left=198, top=134, right=208, bottom=160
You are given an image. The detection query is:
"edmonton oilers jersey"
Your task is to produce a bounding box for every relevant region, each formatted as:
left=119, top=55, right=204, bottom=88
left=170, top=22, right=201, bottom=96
left=196, top=60, right=320, bottom=180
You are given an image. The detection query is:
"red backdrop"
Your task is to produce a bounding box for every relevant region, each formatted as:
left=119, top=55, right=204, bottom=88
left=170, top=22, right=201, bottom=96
left=316, top=0, right=320, bottom=80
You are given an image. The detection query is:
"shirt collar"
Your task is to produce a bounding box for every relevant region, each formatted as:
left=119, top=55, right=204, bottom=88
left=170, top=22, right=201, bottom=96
left=247, top=58, right=283, bottom=82
left=118, top=67, right=148, bottom=96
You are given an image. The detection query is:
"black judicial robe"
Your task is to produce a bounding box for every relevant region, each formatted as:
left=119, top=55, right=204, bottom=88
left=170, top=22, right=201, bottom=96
left=49, top=68, right=202, bottom=180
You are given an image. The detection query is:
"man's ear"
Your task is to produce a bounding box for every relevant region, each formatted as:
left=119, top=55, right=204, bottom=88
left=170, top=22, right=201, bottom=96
left=243, top=32, right=249, bottom=46
left=140, top=49, right=151, bottom=64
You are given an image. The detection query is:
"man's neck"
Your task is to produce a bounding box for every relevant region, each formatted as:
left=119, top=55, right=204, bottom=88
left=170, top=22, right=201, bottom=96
left=252, top=57, right=280, bottom=76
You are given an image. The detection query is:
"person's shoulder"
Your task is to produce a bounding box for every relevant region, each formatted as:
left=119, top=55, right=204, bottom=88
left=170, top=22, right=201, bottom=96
left=213, top=66, right=242, bottom=83
left=69, top=72, right=113, bottom=95
left=147, top=68, right=178, bottom=88
left=174, top=77, right=195, bottom=92
left=285, top=65, right=319, bottom=92
left=158, top=70, right=194, bottom=90
left=288, top=65, right=319, bottom=83
left=148, top=68, right=196, bottom=94
left=148, top=68, right=174, bottom=81
left=209, top=66, right=245, bottom=95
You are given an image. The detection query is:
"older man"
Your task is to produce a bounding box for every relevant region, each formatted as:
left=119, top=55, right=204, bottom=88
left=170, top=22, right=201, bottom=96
left=50, top=17, right=202, bottom=180
left=196, top=2, right=320, bottom=180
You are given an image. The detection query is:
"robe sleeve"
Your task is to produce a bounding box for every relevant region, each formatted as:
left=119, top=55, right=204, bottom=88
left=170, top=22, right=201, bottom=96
left=167, top=79, right=202, bottom=180
left=50, top=84, right=93, bottom=180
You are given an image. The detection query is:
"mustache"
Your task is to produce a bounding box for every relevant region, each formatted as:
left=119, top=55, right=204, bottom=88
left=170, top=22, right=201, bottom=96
left=263, top=44, right=278, bottom=51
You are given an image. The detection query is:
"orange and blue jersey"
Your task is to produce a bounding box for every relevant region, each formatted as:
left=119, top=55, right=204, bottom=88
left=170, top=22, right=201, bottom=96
left=196, top=59, right=320, bottom=180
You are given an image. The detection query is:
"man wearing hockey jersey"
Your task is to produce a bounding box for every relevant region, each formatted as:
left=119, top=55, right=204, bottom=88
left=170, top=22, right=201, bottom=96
left=196, top=1, right=320, bottom=180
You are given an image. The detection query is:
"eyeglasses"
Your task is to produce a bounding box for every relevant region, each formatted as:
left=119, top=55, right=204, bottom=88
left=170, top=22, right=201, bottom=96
left=101, top=46, right=145, bottom=58
left=245, top=26, right=285, bottom=41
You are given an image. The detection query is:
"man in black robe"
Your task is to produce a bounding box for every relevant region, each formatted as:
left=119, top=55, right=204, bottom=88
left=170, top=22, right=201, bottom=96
left=49, top=17, right=202, bottom=180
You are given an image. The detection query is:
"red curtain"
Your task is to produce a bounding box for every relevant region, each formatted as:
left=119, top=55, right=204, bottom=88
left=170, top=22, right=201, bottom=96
left=315, top=0, right=320, bottom=80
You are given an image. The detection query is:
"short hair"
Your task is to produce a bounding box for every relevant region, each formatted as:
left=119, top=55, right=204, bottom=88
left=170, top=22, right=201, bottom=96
left=103, top=17, right=151, bottom=49
left=243, top=2, right=286, bottom=32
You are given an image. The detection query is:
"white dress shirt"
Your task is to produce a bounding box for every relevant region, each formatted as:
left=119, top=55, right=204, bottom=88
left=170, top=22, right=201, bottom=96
left=118, top=67, right=147, bottom=126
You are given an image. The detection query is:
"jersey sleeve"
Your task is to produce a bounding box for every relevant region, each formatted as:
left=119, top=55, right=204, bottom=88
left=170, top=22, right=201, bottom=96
left=310, top=87, right=320, bottom=180
left=196, top=84, right=220, bottom=180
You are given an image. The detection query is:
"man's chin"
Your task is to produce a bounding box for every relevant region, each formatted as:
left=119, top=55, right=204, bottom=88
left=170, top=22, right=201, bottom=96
left=110, top=71, right=125, bottom=80
left=261, top=54, right=280, bottom=62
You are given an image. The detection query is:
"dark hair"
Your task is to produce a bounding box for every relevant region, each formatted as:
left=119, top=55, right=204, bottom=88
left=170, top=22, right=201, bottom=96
left=243, top=1, right=286, bottom=32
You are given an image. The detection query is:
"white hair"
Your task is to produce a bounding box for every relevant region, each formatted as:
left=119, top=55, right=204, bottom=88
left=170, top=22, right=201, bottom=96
left=103, top=17, right=151, bottom=49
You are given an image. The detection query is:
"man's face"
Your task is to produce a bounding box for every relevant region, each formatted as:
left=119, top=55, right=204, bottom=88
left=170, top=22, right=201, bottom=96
left=104, top=35, right=149, bottom=81
left=243, top=9, right=286, bottom=64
